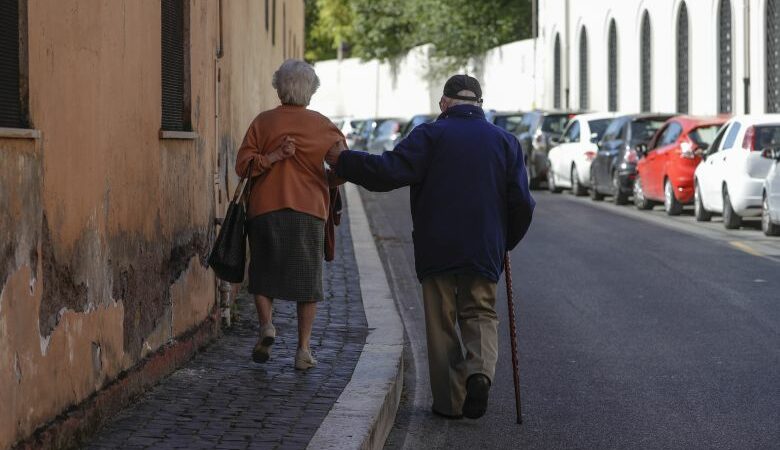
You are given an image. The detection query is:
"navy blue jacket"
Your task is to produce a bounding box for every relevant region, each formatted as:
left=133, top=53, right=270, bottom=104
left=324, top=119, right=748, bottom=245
left=336, top=104, right=535, bottom=282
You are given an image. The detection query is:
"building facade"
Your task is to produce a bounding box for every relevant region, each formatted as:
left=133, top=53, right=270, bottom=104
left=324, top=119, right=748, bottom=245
left=0, top=1, right=303, bottom=447
left=538, top=0, right=777, bottom=115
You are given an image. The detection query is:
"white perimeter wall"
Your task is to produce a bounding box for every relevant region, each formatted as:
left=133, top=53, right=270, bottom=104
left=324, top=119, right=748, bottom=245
left=312, top=0, right=770, bottom=119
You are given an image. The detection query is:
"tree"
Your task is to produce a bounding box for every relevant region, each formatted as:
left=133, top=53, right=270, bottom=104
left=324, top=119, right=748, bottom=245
left=305, top=0, right=354, bottom=62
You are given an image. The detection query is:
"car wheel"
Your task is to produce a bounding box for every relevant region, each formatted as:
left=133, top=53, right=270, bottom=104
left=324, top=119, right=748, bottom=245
left=547, top=166, right=562, bottom=193
left=633, top=174, right=653, bottom=210
left=694, top=182, right=712, bottom=222
left=589, top=170, right=605, bottom=201
left=571, top=165, right=587, bottom=197
left=762, top=194, right=780, bottom=236
left=664, top=179, right=683, bottom=216
left=722, top=187, right=742, bottom=230
left=612, top=171, right=629, bottom=205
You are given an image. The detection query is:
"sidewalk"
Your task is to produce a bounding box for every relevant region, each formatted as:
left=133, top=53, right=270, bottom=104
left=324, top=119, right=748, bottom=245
left=84, top=207, right=368, bottom=450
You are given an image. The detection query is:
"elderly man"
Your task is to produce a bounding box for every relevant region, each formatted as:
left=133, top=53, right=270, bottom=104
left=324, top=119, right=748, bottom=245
left=326, top=75, right=535, bottom=419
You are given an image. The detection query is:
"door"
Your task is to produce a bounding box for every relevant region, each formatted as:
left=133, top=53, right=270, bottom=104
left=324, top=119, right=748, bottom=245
left=709, top=121, right=742, bottom=210
left=596, top=119, right=627, bottom=190
left=698, top=122, right=733, bottom=211
left=645, top=122, right=683, bottom=200
left=556, top=120, right=581, bottom=185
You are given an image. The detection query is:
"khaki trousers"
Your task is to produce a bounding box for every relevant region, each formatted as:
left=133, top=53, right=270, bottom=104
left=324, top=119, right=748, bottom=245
left=421, top=273, right=498, bottom=416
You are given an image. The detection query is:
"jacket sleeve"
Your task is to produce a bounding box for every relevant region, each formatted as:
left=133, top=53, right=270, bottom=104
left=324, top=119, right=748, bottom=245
left=235, top=124, right=273, bottom=178
left=506, top=138, right=536, bottom=250
left=334, top=126, right=432, bottom=192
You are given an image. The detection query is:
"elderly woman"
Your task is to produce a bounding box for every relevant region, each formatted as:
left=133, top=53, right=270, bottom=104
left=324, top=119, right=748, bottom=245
left=235, top=59, right=344, bottom=370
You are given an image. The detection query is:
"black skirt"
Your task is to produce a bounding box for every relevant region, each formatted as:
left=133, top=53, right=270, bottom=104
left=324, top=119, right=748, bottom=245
left=247, top=209, right=325, bottom=302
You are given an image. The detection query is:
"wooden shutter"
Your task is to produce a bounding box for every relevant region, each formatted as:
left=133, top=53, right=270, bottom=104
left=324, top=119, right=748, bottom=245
left=161, top=0, right=185, bottom=131
left=0, top=0, right=22, bottom=128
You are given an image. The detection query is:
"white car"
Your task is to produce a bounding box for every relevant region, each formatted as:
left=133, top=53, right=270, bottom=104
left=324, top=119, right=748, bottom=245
left=762, top=147, right=780, bottom=236
left=693, top=115, right=780, bottom=229
left=547, top=113, right=617, bottom=195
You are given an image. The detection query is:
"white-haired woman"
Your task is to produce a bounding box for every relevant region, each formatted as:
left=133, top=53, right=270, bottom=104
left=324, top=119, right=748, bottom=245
left=235, top=59, right=344, bottom=370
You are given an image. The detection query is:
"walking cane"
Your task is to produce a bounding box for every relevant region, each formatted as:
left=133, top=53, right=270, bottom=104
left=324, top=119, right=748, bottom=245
left=504, top=252, right=523, bottom=425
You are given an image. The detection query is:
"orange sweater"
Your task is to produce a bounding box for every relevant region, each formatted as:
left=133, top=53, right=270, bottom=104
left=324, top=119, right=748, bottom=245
left=235, top=105, right=344, bottom=221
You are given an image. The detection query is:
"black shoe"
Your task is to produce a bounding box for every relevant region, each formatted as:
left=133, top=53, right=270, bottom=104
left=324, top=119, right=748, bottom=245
left=462, top=374, right=490, bottom=419
left=431, top=407, right=463, bottom=420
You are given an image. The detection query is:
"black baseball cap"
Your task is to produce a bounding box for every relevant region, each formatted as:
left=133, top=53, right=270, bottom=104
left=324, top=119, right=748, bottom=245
left=443, top=74, right=482, bottom=102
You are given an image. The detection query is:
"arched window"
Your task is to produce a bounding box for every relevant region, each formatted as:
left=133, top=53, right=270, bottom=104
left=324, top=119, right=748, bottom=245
left=554, top=33, right=561, bottom=109
left=608, top=20, right=618, bottom=112
left=579, top=28, right=589, bottom=110
left=718, top=0, right=733, bottom=113
left=677, top=2, right=689, bottom=114
left=767, top=0, right=780, bottom=112
left=640, top=11, right=652, bottom=112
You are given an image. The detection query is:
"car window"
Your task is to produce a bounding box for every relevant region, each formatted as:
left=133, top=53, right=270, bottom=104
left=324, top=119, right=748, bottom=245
left=374, top=120, right=399, bottom=138
left=542, top=115, right=570, bottom=134
left=720, top=122, right=742, bottom=150
left=519, top=113, right=539, bottom=133
left=690, top=125, right=723, bottom=148
left=494, top=115, right=525, bottom=133
left=563, top=121, right=580, bottom=143
left=630, top=118, right=667, bottom=144
left=588, top=119, right=612, bottom=143
left=657, top=122, right=683, bottom=147
left=602, top=118, right=625, bottom=142
left=705, top=123, right=729, bottom=155
left=752, top=125, right=780, bottom=150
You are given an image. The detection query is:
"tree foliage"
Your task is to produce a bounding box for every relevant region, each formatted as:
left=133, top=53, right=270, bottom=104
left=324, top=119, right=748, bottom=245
left=305, top=0, right=532, bottom=67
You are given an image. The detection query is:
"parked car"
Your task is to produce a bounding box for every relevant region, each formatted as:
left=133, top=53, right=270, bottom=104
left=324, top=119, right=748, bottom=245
left=491, top=112, right=526, bottom=134
left=366, top=118, right=405, bottom=154
left=346, top=119, right=370, bottom=149
left=589, top=113, right=673, bottom=204
left=395, top=113, right=437, bottom=145
left=693, top=115, right=780, bottom=228
left=633, top=116, right=727, bottom=214
left=547, top=113, right=616, bottom=195
left=761, top=147, right=780, bottom=235
left=517, top=111, right=577, bottom=188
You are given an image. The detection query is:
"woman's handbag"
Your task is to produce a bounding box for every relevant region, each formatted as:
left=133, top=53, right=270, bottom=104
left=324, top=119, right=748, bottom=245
left=208, top=164, right=253, bottom=283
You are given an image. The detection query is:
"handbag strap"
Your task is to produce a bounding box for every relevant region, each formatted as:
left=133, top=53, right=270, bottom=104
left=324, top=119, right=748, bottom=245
left=230, top=160, right=254, bottom=204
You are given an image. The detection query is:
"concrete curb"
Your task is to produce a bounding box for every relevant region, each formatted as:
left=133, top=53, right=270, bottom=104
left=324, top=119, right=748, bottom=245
left=307, top=183, right=404, bottom=450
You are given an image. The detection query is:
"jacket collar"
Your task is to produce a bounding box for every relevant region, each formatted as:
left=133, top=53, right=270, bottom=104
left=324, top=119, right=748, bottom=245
left=437, top=104, right=486, bottom=121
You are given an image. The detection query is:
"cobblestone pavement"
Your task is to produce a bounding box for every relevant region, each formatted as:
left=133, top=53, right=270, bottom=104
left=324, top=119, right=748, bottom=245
left=84, top=207, right=368, bottom=450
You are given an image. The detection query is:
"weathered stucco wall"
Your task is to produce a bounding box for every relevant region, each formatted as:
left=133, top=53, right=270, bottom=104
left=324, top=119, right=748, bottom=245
left=0, top=1, right=304, bottom=448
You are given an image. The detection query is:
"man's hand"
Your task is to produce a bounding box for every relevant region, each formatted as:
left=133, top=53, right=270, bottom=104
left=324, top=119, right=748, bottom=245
left=325, top=140, right=346, bottom=167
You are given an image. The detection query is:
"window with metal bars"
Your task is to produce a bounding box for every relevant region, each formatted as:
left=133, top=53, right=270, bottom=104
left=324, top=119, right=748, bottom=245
left=553, top=34, right=561, bottom=109
left=767, top=0, right=780, bottom=112
left=608, top=20, right=618, bottom=112
left=161, top=0, right=189, bottom=131
left=0, top=0, right=23, bottom=128
left=640, top=11, right=652, bottom=112
left=677, top=2, right=689, bottom=114
left=272, top=0, right=277, bottom=46
left=718, top=0, right=733, bottom=113
left=579, top=28, right=589, bottom=110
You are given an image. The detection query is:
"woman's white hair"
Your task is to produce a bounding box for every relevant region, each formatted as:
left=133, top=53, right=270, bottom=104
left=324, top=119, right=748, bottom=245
left=272, top=59, right=320, bottom=106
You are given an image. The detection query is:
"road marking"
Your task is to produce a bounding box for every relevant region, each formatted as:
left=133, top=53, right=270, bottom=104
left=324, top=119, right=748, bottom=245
left=729, top=241, right=764, bottom=257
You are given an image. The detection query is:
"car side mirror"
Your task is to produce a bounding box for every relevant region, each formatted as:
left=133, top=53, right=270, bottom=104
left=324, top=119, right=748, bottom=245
left=550, top=135, right=561, bottom=146
left=590, top=132, right=599, bottom=143
left=636, top=143, right=648, bottom=157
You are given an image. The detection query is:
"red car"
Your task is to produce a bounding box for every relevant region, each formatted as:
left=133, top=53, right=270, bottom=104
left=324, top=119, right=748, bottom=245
left=634, top=116, right=728, bottom=215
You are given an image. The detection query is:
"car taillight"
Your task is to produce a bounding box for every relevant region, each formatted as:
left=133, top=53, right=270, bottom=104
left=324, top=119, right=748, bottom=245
left=625, top=149, right=638, bottom=163
left=680, top=140, right=696, bottom=159
left=585, top=151, right=596, bottom=161
left=742, top=126, right=757, bottom=151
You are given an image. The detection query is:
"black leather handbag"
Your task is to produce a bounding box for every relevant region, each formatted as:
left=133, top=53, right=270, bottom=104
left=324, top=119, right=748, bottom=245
left=208, top=164, right=253, bottom=283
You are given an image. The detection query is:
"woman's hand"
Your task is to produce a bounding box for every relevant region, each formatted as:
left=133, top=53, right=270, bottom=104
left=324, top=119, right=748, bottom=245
left=325, top=140, right=347, bottom=167
left=266, top=135, right=297, bottom=166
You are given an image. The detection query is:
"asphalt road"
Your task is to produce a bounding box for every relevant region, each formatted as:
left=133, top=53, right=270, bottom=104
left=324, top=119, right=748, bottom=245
left=360, top=187, right=780, bottom=450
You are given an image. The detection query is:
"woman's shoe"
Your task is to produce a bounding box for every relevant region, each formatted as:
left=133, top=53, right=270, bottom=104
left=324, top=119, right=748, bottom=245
left=252, top=323, right=276, bottom=363
left=294, top=348, right=318, bottom=370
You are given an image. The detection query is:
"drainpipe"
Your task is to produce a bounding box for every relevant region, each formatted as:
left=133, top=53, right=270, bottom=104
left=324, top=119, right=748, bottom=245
left=743, top=1, right=751, bottom=114
left=215, top=0, right=233, bottom=327
left=564, top=0, right=570, bottom=110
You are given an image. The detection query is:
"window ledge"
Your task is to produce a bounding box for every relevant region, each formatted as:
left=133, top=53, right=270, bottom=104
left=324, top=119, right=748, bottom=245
left=0, top=127, right=41, bottom=139
left=159, top=130, right=198, bottom=140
